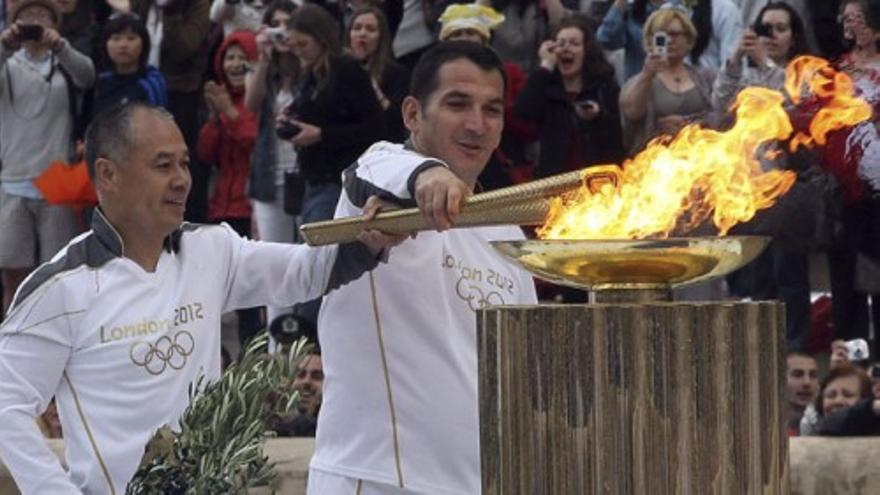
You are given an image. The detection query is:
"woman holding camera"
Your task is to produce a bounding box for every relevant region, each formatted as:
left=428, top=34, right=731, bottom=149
left=279, top=4, right=383, bottom=219
left=619, top=6, right=717, bottom=155
left=244, top=0, right=299, bottom=334
left=245, top=0, right=299, bottom=236
left=277, top=4, right=383, bottom=325
left=345, top=6, right=410, bottom=143
left=712, top=2, right=811, bottom=110
left=598, top=0, right=743, bottom=81
left=514, top=15, right=623, bottom=178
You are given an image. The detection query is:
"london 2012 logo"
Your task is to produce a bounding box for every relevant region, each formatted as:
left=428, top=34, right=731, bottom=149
left=129, top=331, right=195, bottom=375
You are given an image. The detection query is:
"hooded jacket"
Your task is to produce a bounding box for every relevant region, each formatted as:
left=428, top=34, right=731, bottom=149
left=198, top=30, right=259, bottom=221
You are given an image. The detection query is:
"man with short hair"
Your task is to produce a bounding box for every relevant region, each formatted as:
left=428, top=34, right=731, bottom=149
left=786, top=351, right=819, bottom=435
left=293, top=348, right=324, bottom=419
left=273, top=347, right=325, bottom=437
left=309, top=41, right=539, bottom=494
left=0, top=102, right=401, bottom=493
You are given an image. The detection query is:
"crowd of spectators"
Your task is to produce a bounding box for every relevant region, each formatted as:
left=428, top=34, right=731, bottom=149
left=2, top=0, right=880, bottom=441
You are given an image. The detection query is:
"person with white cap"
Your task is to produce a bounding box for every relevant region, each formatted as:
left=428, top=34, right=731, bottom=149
left=438, top=2, right=505, bottom=44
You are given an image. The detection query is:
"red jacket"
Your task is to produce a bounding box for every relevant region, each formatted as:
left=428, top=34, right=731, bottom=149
left=198, top=31, right=259, bottom=221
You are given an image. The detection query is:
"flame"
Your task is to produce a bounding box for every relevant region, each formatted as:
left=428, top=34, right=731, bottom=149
left=538, top=56, right=872, bottom=240
left=785, top=56, right=873, bottom=149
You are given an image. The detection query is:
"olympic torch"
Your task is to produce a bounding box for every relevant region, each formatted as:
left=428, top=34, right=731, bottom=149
left=298, top=166, right=620, bottom=246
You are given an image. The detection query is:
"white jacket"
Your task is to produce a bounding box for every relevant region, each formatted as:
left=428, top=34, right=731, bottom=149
left=312, top=142, right=538, bottom=494
left=0, top=210, right=380, bottom=494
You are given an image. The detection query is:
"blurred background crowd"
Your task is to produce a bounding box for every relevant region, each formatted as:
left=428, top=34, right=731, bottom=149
left=2, top=0, right=880, bottom=439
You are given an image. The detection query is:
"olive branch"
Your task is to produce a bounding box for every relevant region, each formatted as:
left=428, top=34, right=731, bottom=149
left=126, top=333, right=309, bottom=494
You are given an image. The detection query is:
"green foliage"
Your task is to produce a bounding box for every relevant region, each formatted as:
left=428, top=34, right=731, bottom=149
left=126, top=334, right=308, bottom=495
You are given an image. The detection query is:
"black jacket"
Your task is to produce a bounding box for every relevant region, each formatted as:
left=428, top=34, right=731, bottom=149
left=818, top=398, right=880, bottom=436
left=294, top=56, right=384, bottom=184
left=379, top=61, right=411, bottom=143
left=514, top=67, right=624, bottom=178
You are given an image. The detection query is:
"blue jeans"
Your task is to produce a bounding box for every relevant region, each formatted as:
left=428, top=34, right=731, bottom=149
left=294, top=181, right=342, bottom=329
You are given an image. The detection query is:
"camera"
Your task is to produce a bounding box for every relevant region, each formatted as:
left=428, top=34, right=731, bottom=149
left=844, top=338, right=870, bottom=362
left=753, top=22, right=774, bottom=38
left=265, top=26, right=288, bottom=44
left=18, top=24, right=44, bottom=42
left=276, top=101, right=301, bottom=140
left=276, top=120, right=301, bottom=140
left=652, top=32, right=668, bottom=59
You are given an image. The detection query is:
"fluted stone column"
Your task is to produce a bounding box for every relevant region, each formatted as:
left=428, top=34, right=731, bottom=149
left=478, top=301, right=788, bottom=495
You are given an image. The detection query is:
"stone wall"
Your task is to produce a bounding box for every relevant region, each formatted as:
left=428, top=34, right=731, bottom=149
left=1, top=437, right=878, bottom=494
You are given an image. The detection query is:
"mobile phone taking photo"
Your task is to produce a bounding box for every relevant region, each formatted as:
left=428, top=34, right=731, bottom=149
left=753, top=22, right=773, bottom=38
left=18, top=24, right=44, bottom=42
left=652, top=31, right=668, bottom=59
left=844, top=338, right=870, bottom=362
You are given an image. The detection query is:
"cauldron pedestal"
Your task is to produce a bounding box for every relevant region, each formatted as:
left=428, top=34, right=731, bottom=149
left=478, top=298, right=788, bottom=494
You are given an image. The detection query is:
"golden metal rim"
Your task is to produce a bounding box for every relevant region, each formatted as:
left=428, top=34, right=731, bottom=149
left=491, top=236, right=771, bottom=291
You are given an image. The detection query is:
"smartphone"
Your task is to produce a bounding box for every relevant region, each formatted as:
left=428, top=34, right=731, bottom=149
left=844, top=338, right=870, bottom=361
left=18, top=24, right=44, bottom=42
left=652, top=32, right=668, bottom=59
left=753, top=22, right=774, bottom=38
left=871, top=365, right=880, bottom=379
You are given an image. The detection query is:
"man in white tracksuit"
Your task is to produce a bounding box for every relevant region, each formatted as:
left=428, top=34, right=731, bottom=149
left=0, top=102, right=401, bottom=493
left=309, top=42, right=539, bottom=494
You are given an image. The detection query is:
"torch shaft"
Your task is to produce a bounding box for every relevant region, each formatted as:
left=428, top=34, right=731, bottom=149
left=299, top=168, right=596, bottom=246
left=300, top=198, right=552, bottom=246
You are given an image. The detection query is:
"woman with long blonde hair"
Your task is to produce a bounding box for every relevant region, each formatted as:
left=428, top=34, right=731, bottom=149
left=277, top=3, right=384, bottom=325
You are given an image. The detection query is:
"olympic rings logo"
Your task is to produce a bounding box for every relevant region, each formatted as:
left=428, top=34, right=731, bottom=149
left=129, top=331, right=195, bottom=375
left=455, top=276, right=505, bottom=312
